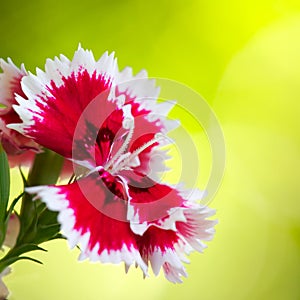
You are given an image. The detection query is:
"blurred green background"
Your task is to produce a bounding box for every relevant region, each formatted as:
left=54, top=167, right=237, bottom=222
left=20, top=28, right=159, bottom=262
left=1, top=0, right=300, bottom=299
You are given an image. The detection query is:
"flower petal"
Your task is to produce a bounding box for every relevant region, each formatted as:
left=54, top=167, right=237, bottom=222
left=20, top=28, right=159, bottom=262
left=116, top=68, right=178, bottom=176
left=136, top=226, right=187, bottom=283
left=0, top=58, right=40, bottom=159
left=72, top=97, right=130, bottom=168
left=26, top=172, right=148, bottom=274
left=136, top=202, right=216, bottom=283
left=117, top=67, right=178, bottom=133
left=9, top=49, right=118, bottom=160
left=125, top=174, right=188, bottom=235
left=0, top=58, right=26, bottom=110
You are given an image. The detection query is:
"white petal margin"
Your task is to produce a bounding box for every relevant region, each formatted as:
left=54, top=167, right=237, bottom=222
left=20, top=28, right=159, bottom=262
left=29, top=46, right=117, bottom=91
left=0, top=58, right=26, bottom=110
left=178, top=205, right=217, bottom=252
left=117, top=68, right=159, bottom=101
left=128, top=186, right=208, bottom=236
left=128, top=204, right=187, bottom=236
left=25, top=185, right=149, bottom=277
left=145, top=247, right=187, bottom=284
left=8, top=46, right=118, bottom=136
left=131, top=191, right=216, bottom=283
left=145, top=205, right=216, bottom=284
left=116, top=67, right=179, bottom=133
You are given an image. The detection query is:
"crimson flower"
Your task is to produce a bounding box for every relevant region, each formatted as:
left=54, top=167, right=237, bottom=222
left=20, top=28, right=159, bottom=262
left=0, top=59, right=40, bottom=166
left=9, top=46, right=216, bottom=283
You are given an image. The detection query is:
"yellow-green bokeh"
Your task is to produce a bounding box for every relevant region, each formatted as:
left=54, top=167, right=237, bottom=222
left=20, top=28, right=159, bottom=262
left=1, top=0, right=300, bottom=299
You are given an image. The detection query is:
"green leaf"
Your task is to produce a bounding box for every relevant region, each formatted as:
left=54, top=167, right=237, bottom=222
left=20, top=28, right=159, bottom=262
left=19, top=166, right=28, bottom=187
left=17, top=194, right=39, bottom=244
left=48, top=233, right=65, bottom=241
left=18, top=256, right=43, bottom=265
left=0, top=255, right=43, bottom=273
left=0, top=144, right=10, bottom=247
left=35, top=201, right=47, bottom=216
left=5, top=243, right=47, bottom=259
left=5, top=192, right=24, bottom=223
left=0, top=243, right=46, bottom=273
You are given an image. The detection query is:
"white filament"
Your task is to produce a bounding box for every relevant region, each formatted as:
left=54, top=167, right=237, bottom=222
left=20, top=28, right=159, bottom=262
left=104, top=105, right=134, bottom=170
left=94, top=103, right=166, bottom=175
left=111, top=133, right=165, bottom=174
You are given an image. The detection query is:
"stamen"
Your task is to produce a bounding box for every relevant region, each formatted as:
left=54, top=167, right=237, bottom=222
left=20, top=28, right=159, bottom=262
left=112, top=133, right=165, bottom=173
left=86, top=165, right=104, bottom=176
left=131, top=133, right=165, bottom=158
left=111, top=152, right=131, bottom=169
left=104, top=104, right=134, bottom=170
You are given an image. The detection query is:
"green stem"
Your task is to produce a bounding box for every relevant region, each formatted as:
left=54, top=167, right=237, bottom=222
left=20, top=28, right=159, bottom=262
left=17, top=149, right=64, bottom=245
left=0, top=143, right=10, bottom=248
left=27, top=149, right=64, bottom=186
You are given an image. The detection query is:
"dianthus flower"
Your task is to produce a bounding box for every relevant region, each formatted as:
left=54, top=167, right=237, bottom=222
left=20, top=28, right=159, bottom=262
left=9, top=47, right=216, bottom=283
left=0, top=59, right=39, bottom=166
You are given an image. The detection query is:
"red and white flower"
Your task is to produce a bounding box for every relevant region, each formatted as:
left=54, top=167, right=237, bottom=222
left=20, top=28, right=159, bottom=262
left=0, top=58, right=40, bottom=166
left=9, top=46, right=216, bottom=283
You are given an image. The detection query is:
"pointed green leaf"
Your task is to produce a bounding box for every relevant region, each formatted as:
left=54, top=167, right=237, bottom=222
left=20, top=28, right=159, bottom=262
left=0, top=144, right=10, bottom=247
left=19, top=166, right=28, bottom=187
left=48, top=233, right=65, bottom=241
left=5, top=192, right=24, bottom=223
left=17, top=256, right=43, bottom=265
left=0, top=256, right=43, bottom=273
left=5, top=243, right=47, bottom=259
